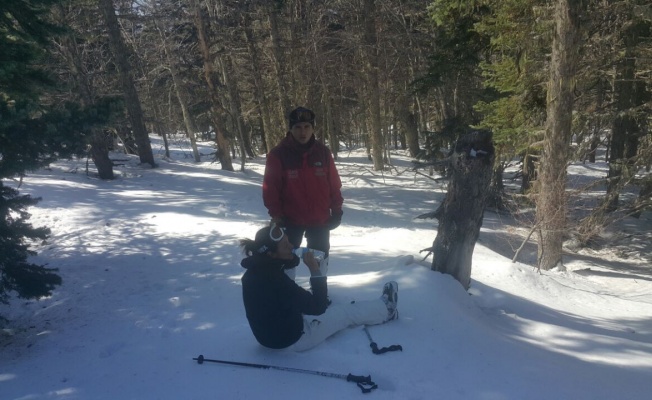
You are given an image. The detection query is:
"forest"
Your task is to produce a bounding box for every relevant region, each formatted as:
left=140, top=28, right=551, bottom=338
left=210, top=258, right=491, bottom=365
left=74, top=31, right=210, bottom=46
left=1, top=0, right=651, bottom=302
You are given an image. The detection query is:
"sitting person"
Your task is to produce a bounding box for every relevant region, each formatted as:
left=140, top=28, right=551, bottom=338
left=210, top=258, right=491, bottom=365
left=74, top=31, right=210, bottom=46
left=239, top=225, right=398, bottom=351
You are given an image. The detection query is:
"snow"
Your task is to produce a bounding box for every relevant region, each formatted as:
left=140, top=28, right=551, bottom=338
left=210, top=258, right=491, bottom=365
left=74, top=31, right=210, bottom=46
left=2, top=135, right=651, bottom=400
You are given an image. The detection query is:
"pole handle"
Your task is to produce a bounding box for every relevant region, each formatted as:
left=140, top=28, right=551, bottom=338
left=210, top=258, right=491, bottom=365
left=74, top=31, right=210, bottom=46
left=346, top=374, right=378, bottom=393
left=370, top=342, right=403, bottom=354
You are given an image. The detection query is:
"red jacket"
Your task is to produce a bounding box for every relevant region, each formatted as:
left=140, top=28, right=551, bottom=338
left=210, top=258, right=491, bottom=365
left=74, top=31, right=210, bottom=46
left=263, top=134, right=343, bottom=226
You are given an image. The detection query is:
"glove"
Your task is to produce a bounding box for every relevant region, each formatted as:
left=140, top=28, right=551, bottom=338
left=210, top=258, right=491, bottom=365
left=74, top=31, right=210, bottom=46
left=327, top=210, right=342, bottom=230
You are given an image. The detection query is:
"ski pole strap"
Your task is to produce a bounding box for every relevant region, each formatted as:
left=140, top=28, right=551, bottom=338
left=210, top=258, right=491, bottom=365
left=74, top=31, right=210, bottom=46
left=363, top=326, right=403, bottom=355
left=346, top=373, right=378, bottom=393
left=370, top=342, right=403, bottom=354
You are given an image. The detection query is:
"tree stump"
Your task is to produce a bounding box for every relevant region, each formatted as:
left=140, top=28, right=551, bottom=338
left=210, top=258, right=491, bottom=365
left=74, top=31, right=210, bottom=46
left=431, top=131, right=495, bottom=289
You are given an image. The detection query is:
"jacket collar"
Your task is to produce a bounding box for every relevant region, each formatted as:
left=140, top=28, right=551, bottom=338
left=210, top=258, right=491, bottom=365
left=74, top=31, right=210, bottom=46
left=284, top=132, right=316, bottom=152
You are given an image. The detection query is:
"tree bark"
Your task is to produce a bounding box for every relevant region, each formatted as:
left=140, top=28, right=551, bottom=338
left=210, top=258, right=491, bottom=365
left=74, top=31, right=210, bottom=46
left=268, top=6, right=292, bottom=115
left=190, top=0, right=233, bottom=171
left=632, top=174, right=652, bottom=219
left=154, top=20, right=200, bottom=162
left=221, top=54, right=250, bottom=170
left=522, top=152, right=536, bottom=194
left=431, top=131, right=495, bottom=289
left=535, top=0, right=580, bottom=271
left=98, top=0, right=155, bottom=168
left=54, top=13, right=115, bottom=179
left=395, top=5, right=422, bottom=157
left=89, top=131, right=115, bottom=180
left=605, top=21, right=646, bottom=212
left=397, top=91, right=420, bottom=157
left=488, top=161, right=505, bottom=211
left=363, top=0, right=384, bottom=171
left=243, top=11, right=274, bottom=153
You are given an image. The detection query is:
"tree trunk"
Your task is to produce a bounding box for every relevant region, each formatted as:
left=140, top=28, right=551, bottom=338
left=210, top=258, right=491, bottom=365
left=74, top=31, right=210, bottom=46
left=154, top=20, right=200, bottom=162
left=190, top=0, right=233, bottom=171
left=363, top=0, right=384, bottom=171
left=632, top=174, right=652, bottom=219
left=488, top=160, right=505, bottom=211
left=431, top=131, right=495, bottom=289
left=90, top=131, right=115, bottom=180
left=605, top=21, right=645, bottom=212
left=397, top=91, right=420, bottom=157
left=586, top=77, right=606, bottom=164
left=395, top=6, right=422, bottom=157
left=522, top=152, right=536, bottom=194
left=98, top=0, right=155, bottom=168
left=324, top=92, right=337, bottom=156
left=221, top=54, right=249, bottom=170
left=269, top=6, right=292, bottom=115
left=243, top=12, right=274, bottom=153
left=152, top=109, right=170, bottom=159
left=535, top=0, right=580, bottom=271
left=55, top=16, right=115, bottom=179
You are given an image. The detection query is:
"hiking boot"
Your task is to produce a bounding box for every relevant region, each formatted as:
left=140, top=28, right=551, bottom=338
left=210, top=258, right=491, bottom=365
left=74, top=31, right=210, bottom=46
left=381, top=281, right=399, bottom=321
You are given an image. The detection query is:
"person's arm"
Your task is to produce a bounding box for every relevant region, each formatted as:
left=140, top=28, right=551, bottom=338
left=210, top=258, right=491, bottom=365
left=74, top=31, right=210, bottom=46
left=262, top=152, right=284, bottom=221
left=327, top=151, right=343, bottom=214
left=327, top=152, right=343, bottom=229
left=288, top=252, right=328, bottom=315
left=303, top=251, right=322, bottom=277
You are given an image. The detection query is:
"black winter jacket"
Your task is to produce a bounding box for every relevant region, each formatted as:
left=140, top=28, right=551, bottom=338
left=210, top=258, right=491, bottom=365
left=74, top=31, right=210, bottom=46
left=241, top=254, right=328, bottom=349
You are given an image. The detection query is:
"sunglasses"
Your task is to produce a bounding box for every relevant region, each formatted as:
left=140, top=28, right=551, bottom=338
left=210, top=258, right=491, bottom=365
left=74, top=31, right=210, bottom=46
left=269, top=223, right=286, bottom=242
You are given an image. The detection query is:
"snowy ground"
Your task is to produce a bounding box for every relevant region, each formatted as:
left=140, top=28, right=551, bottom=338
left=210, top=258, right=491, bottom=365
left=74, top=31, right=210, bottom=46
left=1, top=135, right=651, bottom=400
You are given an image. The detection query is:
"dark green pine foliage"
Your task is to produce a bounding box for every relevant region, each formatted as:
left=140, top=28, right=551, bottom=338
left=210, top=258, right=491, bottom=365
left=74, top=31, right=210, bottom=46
left=1, top=0, right=64, bottom=305
left=1, top=0, right=115, bottom=305
left=475, top=0, right=550, bottom=141
left=419, top=1, right=490, bottom=92
left=0, top=186, right=57, bottom=304
left=414, top=1, right=492, bottom=163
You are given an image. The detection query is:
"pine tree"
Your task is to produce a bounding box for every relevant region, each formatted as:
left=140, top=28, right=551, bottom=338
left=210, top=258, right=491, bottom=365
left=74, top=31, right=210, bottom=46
left=0, top=0, right=112, bottom=305
left=536, top=0, right=581, bottom=271
left=0, top=0, right=65, bottom=305
left=0, top=185, right=58, bottom=304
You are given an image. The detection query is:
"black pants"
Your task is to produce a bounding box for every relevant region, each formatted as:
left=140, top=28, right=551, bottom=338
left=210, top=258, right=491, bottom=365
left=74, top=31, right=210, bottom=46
left=285, top=225, right=330, bottom=258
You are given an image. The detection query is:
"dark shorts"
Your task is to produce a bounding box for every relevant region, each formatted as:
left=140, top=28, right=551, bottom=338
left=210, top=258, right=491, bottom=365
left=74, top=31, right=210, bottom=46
left=285, top=225, right=330, bottom=258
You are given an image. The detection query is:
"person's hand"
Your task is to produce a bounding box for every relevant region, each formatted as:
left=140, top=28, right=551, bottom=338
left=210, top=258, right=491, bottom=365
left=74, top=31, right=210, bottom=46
left=303, top=251, right=321, bottom=276
left=327, top=210, right=342, bottom=230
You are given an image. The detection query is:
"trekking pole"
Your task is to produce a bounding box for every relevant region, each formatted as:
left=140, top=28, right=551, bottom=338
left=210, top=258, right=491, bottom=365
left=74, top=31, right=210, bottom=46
left=193, top=354, right=377, bottom=394
left=363, top=326, right=403, bottom=355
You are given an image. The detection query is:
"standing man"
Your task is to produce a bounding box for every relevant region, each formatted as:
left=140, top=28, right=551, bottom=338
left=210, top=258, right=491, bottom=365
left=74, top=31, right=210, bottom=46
left=263, top=106, right=343, bottom=276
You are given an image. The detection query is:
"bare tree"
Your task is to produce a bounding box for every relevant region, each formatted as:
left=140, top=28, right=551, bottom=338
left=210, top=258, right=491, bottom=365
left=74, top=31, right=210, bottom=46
left=535, top=0, right=581, bottom=271
left=268, top=3, right=293, bottom=116
left=220, top=54, right=249, bottom=170
left=363, top=0, right=384, bottom=170
left=242, top=9, right=274, bottom=153
left=153, top=15, right=201, bottom=162
left=98, top=0, right=156, bottom=168
left=190, top=0, right=233, bottom=171
left=51, top=2, right=116, bottom=179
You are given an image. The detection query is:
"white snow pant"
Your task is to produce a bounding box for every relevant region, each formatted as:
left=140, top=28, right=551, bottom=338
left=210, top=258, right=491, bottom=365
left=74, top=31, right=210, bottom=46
left=290, top=297, right=388, bottom=352
left=284, top=257, right=329, bottom=281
